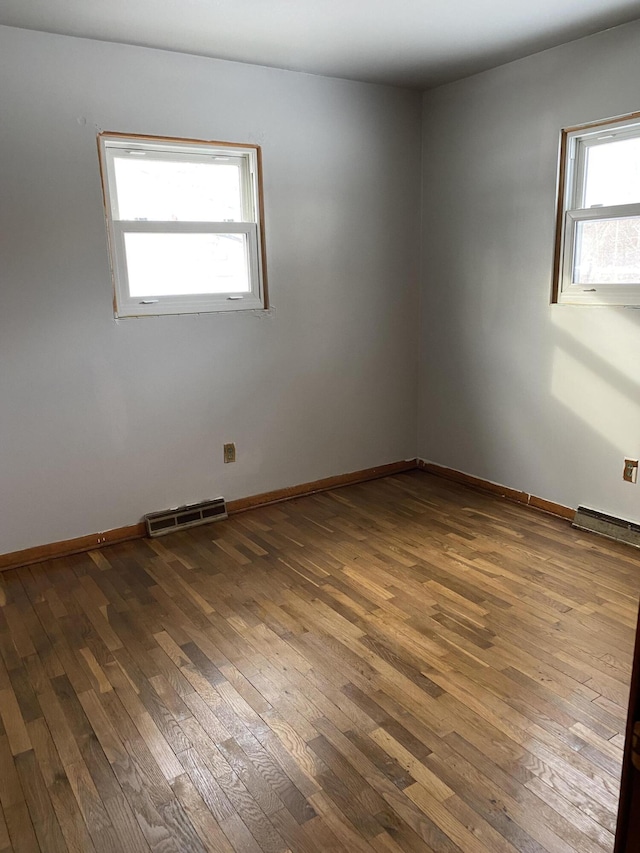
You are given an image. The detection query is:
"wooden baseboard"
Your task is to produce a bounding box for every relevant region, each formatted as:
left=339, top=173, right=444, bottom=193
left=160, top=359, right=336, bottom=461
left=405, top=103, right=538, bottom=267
left=0, top=459, right=418, bottom=572
left=527, top=494, right=575, bottom=520
left=417, top=460, right=574, bottom=520
left=227, top=459, right=417, bottom=514
left=1, top=459, right=574, bottom=572
left=0, top=524, right=146, bottom=573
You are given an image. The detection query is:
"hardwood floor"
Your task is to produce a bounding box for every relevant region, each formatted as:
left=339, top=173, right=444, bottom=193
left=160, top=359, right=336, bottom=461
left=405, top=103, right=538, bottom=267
left=0, top=470, right=639, bottom=853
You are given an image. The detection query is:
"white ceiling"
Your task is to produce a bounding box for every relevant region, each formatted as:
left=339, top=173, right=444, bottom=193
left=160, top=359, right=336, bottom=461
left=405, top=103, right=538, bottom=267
left=1, top=0, right=639, bottom=89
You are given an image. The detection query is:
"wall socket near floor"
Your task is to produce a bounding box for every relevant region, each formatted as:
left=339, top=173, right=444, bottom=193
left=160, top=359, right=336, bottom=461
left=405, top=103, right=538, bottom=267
left=623, top=458, right=638, bottom=483
left=223, top=443, right=236, bottom=464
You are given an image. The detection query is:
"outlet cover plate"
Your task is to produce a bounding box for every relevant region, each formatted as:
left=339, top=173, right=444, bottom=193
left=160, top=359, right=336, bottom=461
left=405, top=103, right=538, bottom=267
left=623, top=458, right=638, bottom=483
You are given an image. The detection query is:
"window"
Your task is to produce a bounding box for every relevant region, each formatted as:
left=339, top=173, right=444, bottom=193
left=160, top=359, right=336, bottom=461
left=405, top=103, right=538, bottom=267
left=553, top=114, right=640, bottom=306
left=98, top=133, right=267, bottom=317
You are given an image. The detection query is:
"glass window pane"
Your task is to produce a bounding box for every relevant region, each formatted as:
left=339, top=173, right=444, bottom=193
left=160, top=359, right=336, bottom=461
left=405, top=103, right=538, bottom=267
left=124, top=233, right=251, bottom=296
left=114, top=157, right=243, bottom=222
left=584, top=137, right=640, bottom=207
left=573, top=217, right=640, bottom=284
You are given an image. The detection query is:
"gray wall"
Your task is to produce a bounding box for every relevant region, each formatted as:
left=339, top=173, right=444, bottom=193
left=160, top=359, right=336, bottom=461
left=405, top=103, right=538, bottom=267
left=0, top=26, right=421, bottom=553
left=418, top=20, right=640, bottom=523
left=5, top=18, right=640, bottom=555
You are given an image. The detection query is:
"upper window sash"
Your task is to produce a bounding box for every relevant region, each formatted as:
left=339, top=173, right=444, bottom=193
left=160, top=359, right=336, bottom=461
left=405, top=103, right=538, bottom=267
left=102, top=144, right=257, bottom=225
left=566, top=122, right=640, bottom=211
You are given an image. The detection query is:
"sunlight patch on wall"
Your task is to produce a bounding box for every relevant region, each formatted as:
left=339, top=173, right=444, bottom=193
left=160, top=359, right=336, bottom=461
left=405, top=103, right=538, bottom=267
left=551, top=346, right=640, bottom=452
left=551, top=307, right=640, bottom=389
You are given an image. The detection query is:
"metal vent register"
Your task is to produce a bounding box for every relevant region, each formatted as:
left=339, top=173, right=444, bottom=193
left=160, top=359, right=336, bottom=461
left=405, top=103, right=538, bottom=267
left=572, top=506, right=640, bottom=549
left=144, top=498, right=227, bottom=537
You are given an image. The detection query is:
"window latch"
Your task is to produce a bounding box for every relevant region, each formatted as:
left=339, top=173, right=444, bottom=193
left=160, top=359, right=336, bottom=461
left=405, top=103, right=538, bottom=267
left=227, top=296, right=243, bottom=300
left=139, top=300, right=159, bottom=304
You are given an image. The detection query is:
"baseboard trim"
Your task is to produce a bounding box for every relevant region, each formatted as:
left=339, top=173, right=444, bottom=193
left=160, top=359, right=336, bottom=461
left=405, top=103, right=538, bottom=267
left=527, top=494, right=574, bottom=520
left=417, top=460, right=574, bottom=520
left=1, top=459, right=574, bottom=572
left=0, top=459, right=418, bottom=572
left=226, top=459, right=417, bottom=513
left=0, top=524, right=146, bottom=573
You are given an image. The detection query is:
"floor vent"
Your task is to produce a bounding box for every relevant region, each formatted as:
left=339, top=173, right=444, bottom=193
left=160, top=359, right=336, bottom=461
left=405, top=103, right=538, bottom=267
left=572, top=506, right=640, bottom=549
left=144, top=498, right=227, bottom=538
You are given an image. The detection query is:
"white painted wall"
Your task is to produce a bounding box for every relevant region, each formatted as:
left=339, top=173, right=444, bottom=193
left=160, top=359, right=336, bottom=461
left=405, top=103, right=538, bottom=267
left=419, top=20, right=640, bottom=522
left=0, top=26, right=421, bottom=554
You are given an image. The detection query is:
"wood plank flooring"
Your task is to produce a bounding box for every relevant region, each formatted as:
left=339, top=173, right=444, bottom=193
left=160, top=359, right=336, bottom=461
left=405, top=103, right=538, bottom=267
left=0, top=470, right=639, bottom=853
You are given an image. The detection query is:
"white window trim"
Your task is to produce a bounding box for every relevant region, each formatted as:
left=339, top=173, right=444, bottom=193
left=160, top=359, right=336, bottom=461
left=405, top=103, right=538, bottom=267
left=98, top=133, right=268, bottom=317
left=553, top=113, right=640, bottom=306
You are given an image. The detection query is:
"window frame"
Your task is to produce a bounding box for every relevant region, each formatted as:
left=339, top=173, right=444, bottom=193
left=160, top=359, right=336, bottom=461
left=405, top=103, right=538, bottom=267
left=98, top=132, right=268, bottom=317
left=552, top=112, right=640, bottom=306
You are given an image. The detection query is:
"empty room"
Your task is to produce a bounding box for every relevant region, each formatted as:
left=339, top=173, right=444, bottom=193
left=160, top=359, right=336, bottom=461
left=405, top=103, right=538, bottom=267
left=2, top=1, right=640, bottom=851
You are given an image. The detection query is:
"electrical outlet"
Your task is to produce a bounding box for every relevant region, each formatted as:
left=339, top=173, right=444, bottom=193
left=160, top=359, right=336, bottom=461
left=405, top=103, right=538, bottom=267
left=623, top=458, right=638, bottom=483
left=223, top=443, right=236, bottom=464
